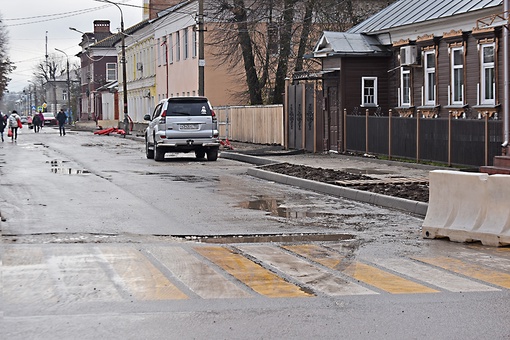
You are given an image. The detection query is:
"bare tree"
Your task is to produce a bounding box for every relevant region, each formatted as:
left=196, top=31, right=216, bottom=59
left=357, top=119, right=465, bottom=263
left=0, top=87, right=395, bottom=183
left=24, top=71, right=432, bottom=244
left=207, top=0, right=395, bottom=105
left=0, top=14, right=15, bottom=100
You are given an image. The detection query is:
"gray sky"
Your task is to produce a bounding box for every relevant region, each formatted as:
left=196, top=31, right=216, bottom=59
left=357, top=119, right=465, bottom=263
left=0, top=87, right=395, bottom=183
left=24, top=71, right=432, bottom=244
left=2, top=0, right=143, bottom=92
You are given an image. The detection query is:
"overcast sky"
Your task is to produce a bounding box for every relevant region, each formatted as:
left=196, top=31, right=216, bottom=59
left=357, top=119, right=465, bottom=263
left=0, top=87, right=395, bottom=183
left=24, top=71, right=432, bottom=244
left=2, top=0, right=144, bottom=93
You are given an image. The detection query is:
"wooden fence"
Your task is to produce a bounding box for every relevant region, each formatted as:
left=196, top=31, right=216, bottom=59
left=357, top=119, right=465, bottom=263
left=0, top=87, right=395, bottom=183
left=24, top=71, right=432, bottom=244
left=215, top=105, right=284, bottom=145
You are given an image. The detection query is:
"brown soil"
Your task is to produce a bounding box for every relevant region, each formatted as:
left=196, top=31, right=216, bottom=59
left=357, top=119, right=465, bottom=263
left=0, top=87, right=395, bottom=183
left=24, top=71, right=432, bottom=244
left=262, top=163, right=429, bottom=203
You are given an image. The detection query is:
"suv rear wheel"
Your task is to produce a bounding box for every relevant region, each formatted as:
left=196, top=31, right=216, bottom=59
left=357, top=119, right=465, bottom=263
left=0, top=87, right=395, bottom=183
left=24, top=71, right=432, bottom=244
left=145, top=137, right=154, bottom=159
left=154, top=141, right=165, bottom=161
left=206, top=147, right=219, bottom=161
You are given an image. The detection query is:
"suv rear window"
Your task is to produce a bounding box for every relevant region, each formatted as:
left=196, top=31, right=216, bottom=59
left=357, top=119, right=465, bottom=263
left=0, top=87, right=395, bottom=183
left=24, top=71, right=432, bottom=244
left=166, top=99, right=211, bottom=117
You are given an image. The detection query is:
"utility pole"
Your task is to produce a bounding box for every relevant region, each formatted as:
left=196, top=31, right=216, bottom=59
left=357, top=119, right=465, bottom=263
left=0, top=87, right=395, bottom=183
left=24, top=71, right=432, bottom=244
left=198, top=0, right=205, bottom=96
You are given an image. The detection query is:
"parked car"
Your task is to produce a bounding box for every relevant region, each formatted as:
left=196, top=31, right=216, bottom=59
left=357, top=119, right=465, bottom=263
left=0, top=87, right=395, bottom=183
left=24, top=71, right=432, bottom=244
left=19, top=115, right=29, bottom=124
left=144, top=97, right=220, bottom=161
left=42, top=112, right=57, bottom=126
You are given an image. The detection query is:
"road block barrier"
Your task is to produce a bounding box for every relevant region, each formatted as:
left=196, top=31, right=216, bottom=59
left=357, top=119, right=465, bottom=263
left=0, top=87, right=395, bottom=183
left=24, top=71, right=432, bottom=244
left=422, top=170, right=510, bottom=246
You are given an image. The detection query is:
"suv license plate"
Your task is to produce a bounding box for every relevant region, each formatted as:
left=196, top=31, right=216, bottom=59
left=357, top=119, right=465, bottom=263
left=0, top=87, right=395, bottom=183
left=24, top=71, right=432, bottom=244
left=180, top=124, right=199, bottom=130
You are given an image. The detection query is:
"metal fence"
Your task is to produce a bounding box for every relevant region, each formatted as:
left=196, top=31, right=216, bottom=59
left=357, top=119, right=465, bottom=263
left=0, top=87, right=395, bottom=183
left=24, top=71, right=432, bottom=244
left=215, top=105, right=284, bottom=145
left=345, top=109, right=503, bottom=167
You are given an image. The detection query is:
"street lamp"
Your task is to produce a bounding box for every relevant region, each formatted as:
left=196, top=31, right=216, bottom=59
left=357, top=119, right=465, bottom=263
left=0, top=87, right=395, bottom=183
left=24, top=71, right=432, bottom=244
left=55, top=48, right=72, bottom=124
left=94, top=0, right=129, bottom=134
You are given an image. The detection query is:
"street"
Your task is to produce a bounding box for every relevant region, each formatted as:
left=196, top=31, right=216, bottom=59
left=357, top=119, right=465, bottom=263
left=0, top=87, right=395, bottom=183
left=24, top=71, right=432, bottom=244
left=1, top=126, right=510, bottom=340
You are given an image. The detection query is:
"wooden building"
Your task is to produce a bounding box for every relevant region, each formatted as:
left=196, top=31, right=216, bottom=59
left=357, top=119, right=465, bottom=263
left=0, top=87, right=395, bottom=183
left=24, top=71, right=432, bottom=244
left=299, top=0, right=509, bottom=167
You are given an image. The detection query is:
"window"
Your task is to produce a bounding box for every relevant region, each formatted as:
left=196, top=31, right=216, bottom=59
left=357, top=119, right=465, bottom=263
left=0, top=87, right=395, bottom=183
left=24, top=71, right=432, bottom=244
left=169, top=34, right=173, bottom=63
left=361, top=77, right=377, bottom=106
left=451, top=47, right=464, bottom=104
left=183, top=28, right=189, bottom=59
left=62, top=89, right=68, bottom=101
left=481, top=43, right=495, bottom=105
left=176, top=31, right=181, bottom=61
left=106, top=63, right=117, bottom=81
left=424, top=51, right=436, bottom=105
left=401, top=68, right=411, bottom=106
left=192, top=29, right=197, bottom=58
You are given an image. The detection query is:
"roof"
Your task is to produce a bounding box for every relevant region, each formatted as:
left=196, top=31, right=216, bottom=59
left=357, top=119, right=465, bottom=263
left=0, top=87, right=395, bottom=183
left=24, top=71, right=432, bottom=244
left=93, top=19, right=151, bottom=48
left=348, top=0, right=503, bottom=34
left=313, top=32, right=391, bottom=57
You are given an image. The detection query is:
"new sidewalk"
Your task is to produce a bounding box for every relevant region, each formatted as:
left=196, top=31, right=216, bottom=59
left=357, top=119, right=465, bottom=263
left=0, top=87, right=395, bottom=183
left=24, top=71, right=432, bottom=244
left=221, top=144, right=449, bottom=217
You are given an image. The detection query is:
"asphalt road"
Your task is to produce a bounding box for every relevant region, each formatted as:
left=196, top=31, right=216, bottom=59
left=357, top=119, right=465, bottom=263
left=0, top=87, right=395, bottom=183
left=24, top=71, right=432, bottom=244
left=1, top=126, right=509, bottom=340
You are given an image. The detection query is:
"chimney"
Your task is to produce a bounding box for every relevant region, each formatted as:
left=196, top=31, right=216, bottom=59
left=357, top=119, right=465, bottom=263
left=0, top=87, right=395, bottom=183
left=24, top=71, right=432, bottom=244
left=93, top=20, right=111, bottom=34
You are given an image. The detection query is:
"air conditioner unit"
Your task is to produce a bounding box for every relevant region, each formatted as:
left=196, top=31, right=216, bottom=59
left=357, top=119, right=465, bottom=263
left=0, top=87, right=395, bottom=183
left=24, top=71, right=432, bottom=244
left=400, top=46, right=418, bottom=66
left=136, top=62, right=143, bottom=71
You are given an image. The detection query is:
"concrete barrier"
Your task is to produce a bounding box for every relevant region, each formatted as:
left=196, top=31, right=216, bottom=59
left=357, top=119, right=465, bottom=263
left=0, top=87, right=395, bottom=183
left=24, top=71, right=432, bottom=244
left=422, top=170, right=510, bottom=246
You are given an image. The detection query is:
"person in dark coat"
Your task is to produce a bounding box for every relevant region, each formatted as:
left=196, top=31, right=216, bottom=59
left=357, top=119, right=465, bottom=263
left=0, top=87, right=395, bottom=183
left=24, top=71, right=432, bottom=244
left=56, top=109, right=67, bottom=136
left=32, top=112, right=41, bottom=132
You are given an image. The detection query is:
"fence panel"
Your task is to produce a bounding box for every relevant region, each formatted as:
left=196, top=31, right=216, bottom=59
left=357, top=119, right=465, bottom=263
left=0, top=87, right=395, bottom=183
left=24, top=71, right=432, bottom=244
left=215, top=105, right=284, bottom=145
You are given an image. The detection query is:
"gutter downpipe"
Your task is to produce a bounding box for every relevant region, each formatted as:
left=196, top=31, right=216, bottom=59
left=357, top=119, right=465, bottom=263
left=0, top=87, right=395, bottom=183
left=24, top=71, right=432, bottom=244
left=504, top=0, right=509, bottom=152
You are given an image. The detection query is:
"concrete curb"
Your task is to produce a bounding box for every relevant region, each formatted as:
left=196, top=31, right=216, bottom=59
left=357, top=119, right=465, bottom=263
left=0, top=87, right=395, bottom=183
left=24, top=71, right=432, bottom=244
left=248, top=168, right=428, bottom=217
left=222, top=152, right=428, bottom=217
left=220, top=152, right=283, bottom=166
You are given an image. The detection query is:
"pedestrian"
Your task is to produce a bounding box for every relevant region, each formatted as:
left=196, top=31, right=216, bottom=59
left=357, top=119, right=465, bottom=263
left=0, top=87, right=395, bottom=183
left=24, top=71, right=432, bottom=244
left=56, top=109, right=67, bottom=136
left=38, top=111, right=45, bottom=129
left=32, top=112, right=41, bottom=132
left=8, top=110, right=21, bottom=142
left=0, top=112, right=7, bottom=142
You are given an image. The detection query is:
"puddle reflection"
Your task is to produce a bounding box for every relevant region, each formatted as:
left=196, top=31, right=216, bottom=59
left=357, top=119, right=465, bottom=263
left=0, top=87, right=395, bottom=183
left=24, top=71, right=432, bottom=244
left=238, top=198, right=331, bottom=218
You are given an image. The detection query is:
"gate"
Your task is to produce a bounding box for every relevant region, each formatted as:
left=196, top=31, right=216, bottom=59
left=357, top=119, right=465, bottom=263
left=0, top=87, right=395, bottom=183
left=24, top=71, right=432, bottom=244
left=286, top=81, right=323, bottom=152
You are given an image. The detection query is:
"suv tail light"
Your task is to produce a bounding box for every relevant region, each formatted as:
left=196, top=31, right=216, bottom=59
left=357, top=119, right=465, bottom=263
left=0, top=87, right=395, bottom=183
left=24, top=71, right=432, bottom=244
left=161, top=110, right=167, bottom=118
left=211, top=109, right=217, bottom=123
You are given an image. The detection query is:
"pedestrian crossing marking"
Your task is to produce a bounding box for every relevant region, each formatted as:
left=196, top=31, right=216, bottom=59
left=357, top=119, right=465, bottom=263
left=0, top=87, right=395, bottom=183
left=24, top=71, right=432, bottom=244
left=237, top=245, right=375, bottom=296
left=147, top=246, right=252, bottom=299
left=414, top=256, right=510, bottom=289
left=284, top=244, right=438, bottom=294
left=194, top=246, right=313, bottom=298
left=367, top=257, right=499, bottom=292
left=282, top=244, right=344, bottom=269
left=101, top=247, right=188, bottom=301
left=3, top=247, right=59, bottom=304
left=344, top=262, right=439, bottom=294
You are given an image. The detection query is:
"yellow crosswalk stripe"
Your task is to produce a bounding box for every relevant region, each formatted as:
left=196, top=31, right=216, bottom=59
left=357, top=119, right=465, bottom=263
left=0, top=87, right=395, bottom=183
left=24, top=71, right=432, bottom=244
left=285, top=244, right=438, bottom=294
left=344, top=262, right=439, bottom=294
left=194, top=246, right=313, bottom=298
left=283, top=244, right=344, bottom=269
left=101, top=247, right=188, bottom=301
left=414, top=256, right=510, bottom=289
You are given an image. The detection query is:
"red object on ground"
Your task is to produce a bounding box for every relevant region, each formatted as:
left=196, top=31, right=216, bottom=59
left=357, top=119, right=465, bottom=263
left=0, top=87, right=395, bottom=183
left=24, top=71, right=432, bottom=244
left=220, top=139, right=234, bottom=150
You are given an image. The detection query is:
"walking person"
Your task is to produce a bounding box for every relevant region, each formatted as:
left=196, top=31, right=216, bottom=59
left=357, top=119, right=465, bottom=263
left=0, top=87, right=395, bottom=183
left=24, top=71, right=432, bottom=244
left=0, top=112, right=7, bottom=142
left=8, top=110, right=21, bottom=142
left=32, top=112, right=41, bottom=132
left=38, top=111, right=45, bottom=129
left=56, top=109, right=67, bottom=136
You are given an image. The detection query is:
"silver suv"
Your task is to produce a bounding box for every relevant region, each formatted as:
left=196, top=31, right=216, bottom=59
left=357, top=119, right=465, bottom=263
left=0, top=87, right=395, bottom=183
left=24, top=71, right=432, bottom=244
left=144, top=97, right=220, bottom=161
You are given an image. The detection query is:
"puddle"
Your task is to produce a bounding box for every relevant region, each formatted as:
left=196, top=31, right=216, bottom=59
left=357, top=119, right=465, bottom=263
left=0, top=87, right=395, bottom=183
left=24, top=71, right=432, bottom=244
left=238, top=198, right=332, bottom=218
left=343, top=168, right=393, bottom=175
left=51, top=167, right=90, bottom=175
left=47, top=160, right=89, bottom=175
left=185, top=233, right=355, bottom=244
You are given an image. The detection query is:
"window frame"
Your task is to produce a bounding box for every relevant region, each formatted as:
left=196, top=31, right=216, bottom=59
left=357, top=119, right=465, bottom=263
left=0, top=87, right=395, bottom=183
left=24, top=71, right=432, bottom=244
left=424, top=50, right=436, bottom=106
left=450, top=46, right=464, bottom=105
left=361, top=76, right=378, bottom=107
left=480, top=42, right=495, bottom=105
left=400, top=67, right=411, bottom=106
left=106, top=63, right=117, bottom=82
left=176, top=31, right=181, bottom=62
